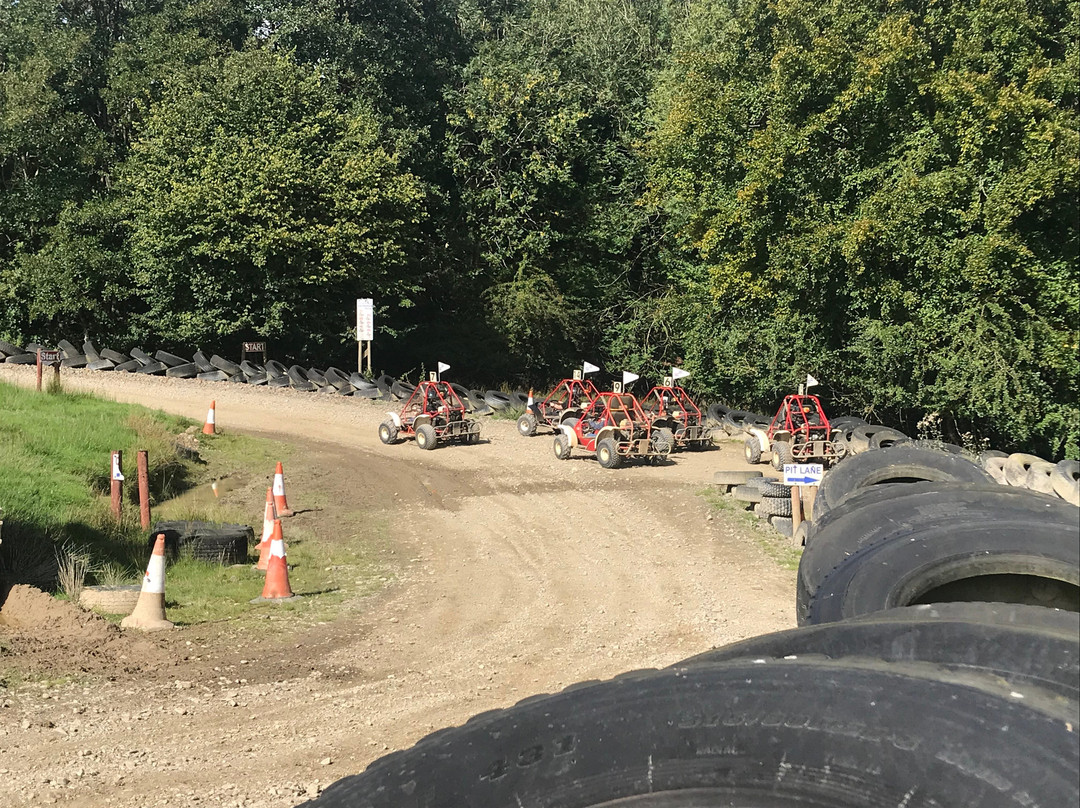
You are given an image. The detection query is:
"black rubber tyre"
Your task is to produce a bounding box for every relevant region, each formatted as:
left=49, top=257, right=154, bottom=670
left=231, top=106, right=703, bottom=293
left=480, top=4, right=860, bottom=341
left=509, top=390, right=529, bottom=407
left=307, top=367, right=328, bottom=386
left=711, top=470, right=763, bottom=487
left=57, top=339, right=79, bottom=358
left=468, top=390, right=493, bottom=414
left=129, top=347, right=155, bottom=366
left=730, top=484, right=764, bottom=503
left=553, top=434, right=571, bottom=460
left=134, top=361, right=166, bottom=374
left=155, top=350, right=188, bottom=367
left=758, top=480, right=792, bottom=498
left=679, top=602, right=1080, bottom=700
left=807, top=519, right=1080, bottom=625
left=264, top=360, right=287, bottom=379
left=415, top=423, right=437, bottom=450
left=829, top=415, right=867, bottom=429
left=1026, top=460, right=1058, bottom=496
left=516, top=412, right=538, bottom=437
left=378, top=420, right=398, bottom=445
left=5, top=353, right=37, bottom=364
left=192, top=351, right=214, bottom=372
left=86, top=358, right=116, bottom=371
left=1052, top=459, right=1080, bottom=506
left=375, top=374, right=394, bottom=394
left=847, top=423, right=896, bottom=454
left=352, top=384, right=382, bottom=399
left=483, top=390, right=512, bottom=410
left=705, top=401, right=730, bottom=425
left=390, top=380, right=415, bottom=400
left=0, top=339, right=23, bottom=357
left=267, top=375, right=291, bottom=388
left=150, top=521, right=252, bottom=565
left=755, top=495, right=793, bottom=517
left=770, top=439, right=792, bottom=470
left=82, top=340, right=100, bottom=361
left=652, top=427, right=674, bottom=455
left=100, top=348, right=129, bottom=364
left=769, top=515, right=794, bottom=537
left=210, top=354, right=241, bottom=375
left=197, top=370, right=229, bottom=382
left=247, top=372, right=268, bottom=386
left=114, top=359, right=142, bottom=372
left=324, top=367, right=350, bottom=389
left=798, top=483, right=1080, bottom=623
left=288, top=365, right=315, bottom=391
left=744, top=474, right=782, bottom=490
left=60, top=354, right=88, bottom=368
left=303, top=658, right=1080, bottom=808
left=813, top=445, right=994, bottom=521
left=867, top=426, right=909, bottom=449
left=743, top=435, right=762, bottom=463
left=596, top=438, right=621, bottom=469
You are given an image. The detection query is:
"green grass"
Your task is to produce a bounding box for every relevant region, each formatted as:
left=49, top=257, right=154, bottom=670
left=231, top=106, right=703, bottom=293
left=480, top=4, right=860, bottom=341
left=699, top=486, right=802, bottom=570
left=0, top=380, right=388, bottom=628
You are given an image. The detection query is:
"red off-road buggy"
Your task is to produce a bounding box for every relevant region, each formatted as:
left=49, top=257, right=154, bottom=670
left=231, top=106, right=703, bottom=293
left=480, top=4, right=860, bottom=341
left=378, top=379, right=480, bottom=450
left=553, top=387, right=672, bottom=468
left=516, top=373, right=600, bottom=437
left=639, top=380, right=714, bottom=451
left=743, top=394, right=846, bottom=469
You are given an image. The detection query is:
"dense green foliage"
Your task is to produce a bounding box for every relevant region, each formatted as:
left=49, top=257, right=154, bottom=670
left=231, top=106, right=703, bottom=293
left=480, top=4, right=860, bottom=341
left=1, top=0, right=1076, bottom=456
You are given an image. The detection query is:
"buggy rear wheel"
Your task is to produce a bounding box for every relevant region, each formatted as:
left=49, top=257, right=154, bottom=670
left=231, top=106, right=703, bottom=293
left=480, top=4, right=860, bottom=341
left=553, top=434, right=571, bottom=460
left=378, top=420, right=398, bottom=445
left=596, top=438, right=622, bottom=469
left=744, top=435, right=762, bottom=464
left=517, top=412, right=538, bottom=437
left=771, top=440, right=793, bottom=470
left=415, top=424, right=437, bottom=450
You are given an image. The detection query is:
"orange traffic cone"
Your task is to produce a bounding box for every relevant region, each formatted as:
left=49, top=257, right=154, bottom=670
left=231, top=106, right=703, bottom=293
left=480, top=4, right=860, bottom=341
left=121, top=534, right=174, bottom=631
left=526, top=389, right=536, bottom=414
left=250, top=520, right=298, bottom=603
left=272, top=461, right=293, bottom=516
left=202, top=400, right=216, bottom=435
left=255, top=487, right=276, bottom=571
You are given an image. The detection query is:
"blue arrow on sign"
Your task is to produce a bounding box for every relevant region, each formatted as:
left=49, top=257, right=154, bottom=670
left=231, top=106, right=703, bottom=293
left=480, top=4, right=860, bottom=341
left=786, top=475, right=819, bottom=484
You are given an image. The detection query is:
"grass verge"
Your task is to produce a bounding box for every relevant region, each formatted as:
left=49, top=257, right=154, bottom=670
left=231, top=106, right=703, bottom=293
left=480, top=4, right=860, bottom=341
left=699, top=486, right=802, bottom=570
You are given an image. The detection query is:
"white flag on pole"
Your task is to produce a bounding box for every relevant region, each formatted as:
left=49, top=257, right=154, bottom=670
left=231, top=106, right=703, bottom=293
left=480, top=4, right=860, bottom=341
left=437, top=362, right=450, bottom=374
left=672, top=367, right=690, bottom=380
left=806, top=374, right=819, bottom=389
left=582, top=361, right=600, bottom=374
left=622, top=371, right=640, bottom=386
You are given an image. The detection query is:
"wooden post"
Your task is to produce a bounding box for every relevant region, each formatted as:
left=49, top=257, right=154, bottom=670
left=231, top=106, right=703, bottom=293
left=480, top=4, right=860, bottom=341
left=791, top=485, right=803, bottom=539
left=803, top=485, right=818, bottom=523
left=137, top=450, right=151, bottom=530
left=110, top=451, right=123, bottom=523
left=36, top=349, right=43, bottom=392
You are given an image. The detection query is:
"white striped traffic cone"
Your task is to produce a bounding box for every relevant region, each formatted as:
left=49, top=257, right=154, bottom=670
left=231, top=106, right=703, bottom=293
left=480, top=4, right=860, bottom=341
left=121, top=534, right=174, bottom=631
left=250, top=520, right=298, bottom=603
left=255, top=487, right=276, bottom=571
left=202, top=400, right=216, bottom=435
left=272, top=462, right=293, bottom=516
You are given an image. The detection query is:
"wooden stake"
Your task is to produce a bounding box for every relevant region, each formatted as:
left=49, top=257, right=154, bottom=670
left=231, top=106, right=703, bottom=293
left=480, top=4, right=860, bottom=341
left=137, top=450, right=151, bottom=530
left=36, top=349, right=43, bottom=392
left=804, top=485, right=818, bottom=524
left=110, top=451, right=123, bottom=523
left=791, top=484, right=803, bottom=541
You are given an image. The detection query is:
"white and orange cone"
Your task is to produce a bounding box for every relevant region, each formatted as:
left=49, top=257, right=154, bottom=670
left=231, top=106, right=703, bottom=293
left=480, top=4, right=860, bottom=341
left=272, top=461, right=293, bottom=516
left=255, top=488, right=277, bottom=571
left=527, top=389, right=537, bottom=415
left=202, top=400, right=217, bottom=435
left=121, top=534, right=174, bottom=631
left=250, top=520, right=297, bottom=603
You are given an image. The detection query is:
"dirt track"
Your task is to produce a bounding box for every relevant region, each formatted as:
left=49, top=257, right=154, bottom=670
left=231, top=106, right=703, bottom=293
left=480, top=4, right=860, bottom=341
left=0, top=364, right=794, bottom=807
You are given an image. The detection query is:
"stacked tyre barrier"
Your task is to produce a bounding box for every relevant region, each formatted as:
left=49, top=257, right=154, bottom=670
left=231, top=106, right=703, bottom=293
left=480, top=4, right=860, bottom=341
left=714, top=469, right=797, bottom=537
left=302, top=611, right=1079, bottom=807
left=0, top=338, right=548, bottom=411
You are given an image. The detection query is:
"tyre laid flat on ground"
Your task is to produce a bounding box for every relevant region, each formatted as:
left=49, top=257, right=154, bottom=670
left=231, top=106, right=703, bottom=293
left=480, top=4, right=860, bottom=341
left=806, top=519, right=1080, bottom=625
left=302, top=658, right=1080, bottom=808
left=797, top=483, right=1079, bottom=622
left=813, top=445, right=993, bottom=520
left=679, top=602, right=1080, bottom=700
left=711, top=470, right=763, bottom=488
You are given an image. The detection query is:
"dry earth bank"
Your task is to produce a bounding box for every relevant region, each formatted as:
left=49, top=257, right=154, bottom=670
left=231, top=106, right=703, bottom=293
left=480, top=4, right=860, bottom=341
left=0, top=364, right=794, bottom=807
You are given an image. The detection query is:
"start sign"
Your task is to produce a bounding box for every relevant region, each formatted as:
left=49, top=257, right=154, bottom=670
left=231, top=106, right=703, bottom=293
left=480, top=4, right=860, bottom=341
left=783, top=463, right=824, bottom=486
left=38, top=349, right=61, bottom=364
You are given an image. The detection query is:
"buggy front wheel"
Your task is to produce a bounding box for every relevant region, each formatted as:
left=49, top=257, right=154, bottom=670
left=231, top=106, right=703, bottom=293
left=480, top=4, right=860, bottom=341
left=416, top=424, right=438, bottom=450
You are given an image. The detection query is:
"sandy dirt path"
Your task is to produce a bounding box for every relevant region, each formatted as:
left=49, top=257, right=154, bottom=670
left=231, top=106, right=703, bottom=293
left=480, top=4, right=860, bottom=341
left=0, top=364, right=795, bottom=807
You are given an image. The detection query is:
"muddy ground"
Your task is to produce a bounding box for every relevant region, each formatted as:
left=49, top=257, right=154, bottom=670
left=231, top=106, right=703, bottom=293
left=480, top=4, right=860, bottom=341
left=0, top=364, right=794, bottom=807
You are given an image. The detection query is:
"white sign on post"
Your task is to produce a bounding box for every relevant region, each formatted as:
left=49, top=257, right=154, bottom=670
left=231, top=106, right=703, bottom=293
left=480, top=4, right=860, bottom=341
left=356, top=298, right=374, bottom=341
left=111, top=452, right=125, bottom=481
left=783, top=463, right=823, bottom=486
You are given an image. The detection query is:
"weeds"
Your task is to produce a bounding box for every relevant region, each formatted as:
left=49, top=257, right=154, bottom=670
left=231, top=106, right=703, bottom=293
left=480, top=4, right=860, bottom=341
left=55, top=542, right=91, bottom=602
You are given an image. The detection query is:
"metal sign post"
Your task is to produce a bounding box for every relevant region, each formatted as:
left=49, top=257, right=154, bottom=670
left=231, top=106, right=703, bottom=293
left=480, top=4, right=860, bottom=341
left=357, top=298, right=374, bottom=375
